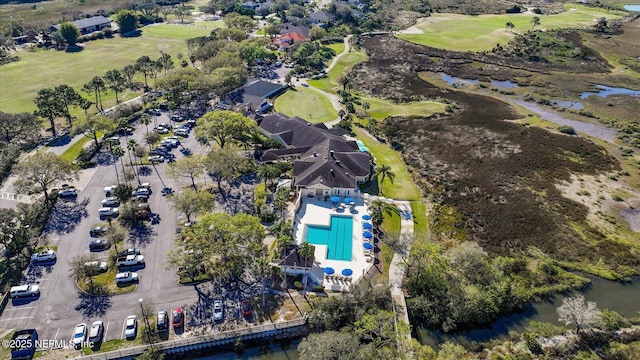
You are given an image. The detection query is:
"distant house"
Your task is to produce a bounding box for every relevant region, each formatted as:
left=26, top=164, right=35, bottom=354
left=274, top=32, right=310, bottom=51
left=309, top=10, right=335, bottom=26
left=241, top=1, right=260, bottom=9
left=51, top=16, right=112, bottom=34
left=225, top=80, right=287, bottom=113
left=258, top=113, right=371, bottom=198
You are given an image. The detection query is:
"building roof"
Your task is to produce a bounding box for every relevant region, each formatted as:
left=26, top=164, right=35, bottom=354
left=225, top=80, right=286, bottom=109
left=259, top=114, right=371, bottom=189
left=278, top=23, right=310, bottom=38
left=309, top=10, right=335, bottom=23
left=54, top=16, right=111, bottom=31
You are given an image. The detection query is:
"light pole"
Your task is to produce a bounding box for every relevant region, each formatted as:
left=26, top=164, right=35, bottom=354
left=139, top=298, right=153, bottom=345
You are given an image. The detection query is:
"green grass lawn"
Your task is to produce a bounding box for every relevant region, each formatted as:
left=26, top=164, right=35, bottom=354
left=60, top=134, right=101, bottom=163
left=193, top=20, right=225, bottom=29
left=410, top=201, right=427, bottom=234
left=308, top=51, right=368, bottom=93
left=1, top=24, right=211, bottom=113
left=273, top=87, right=338, bottom=123
left=398, top=4, right=624, bottom=51
left=362, top=96, right=447, bottom=120
left=353, top=127, right=421, bottom=201
left=326, top=42, right=345, bottom=55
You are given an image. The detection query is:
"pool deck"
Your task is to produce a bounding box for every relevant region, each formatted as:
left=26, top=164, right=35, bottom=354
left=293, top=197, right=373, bottom=291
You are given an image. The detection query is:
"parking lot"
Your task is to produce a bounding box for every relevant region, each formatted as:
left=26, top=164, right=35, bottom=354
left=0, top=110, right=255, bottom=350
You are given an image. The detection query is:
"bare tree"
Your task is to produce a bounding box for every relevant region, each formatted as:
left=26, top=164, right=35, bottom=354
left=557, top=294, right=601, bottom=335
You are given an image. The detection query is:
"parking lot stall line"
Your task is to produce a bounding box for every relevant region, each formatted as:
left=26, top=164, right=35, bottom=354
left=105, top=320, right=110, bottom=341
left=53, top=327, right=60, bottom=341
left=121, top=319, right=127, bottom=339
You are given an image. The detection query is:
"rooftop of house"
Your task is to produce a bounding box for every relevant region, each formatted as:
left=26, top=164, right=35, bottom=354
left=225, top=80, right=286, bottom=108
left=278, top=23, right=310, bottom=38
left=309, top=10, right=335, bottom=22
left=259, top=113, right=371, bottom=189
left=53, top=15, right=111, bottom=30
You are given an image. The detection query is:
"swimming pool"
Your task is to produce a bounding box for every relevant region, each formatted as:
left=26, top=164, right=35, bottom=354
left=305, top=215, right=353, bottom=261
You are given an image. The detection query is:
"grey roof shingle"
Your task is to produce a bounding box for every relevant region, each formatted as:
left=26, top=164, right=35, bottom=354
left=54, top=16, right=111, bottom=31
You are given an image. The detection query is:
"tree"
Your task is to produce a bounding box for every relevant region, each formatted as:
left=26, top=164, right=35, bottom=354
left=136, top=56, right=155, bottom=89
left=137, top=347, right=165, bottom=360
left=58, top=22, right=80, bottom=46
left=115, top=10, right=138, bottom=35
left=223, top=13, right=256, bottom=32
left=298, top=331, right=361, bottom=360
left=111, top=145, right=125, bottom=186
left=169, top=188, right=214, bottom=222
left=72, top=115, right=115, bottom=149
left=196, top=110, right=258, bottom=148
left=34, top=88, right=65, bottom=136
left=0, top=208, right=28, bottom=261
left=530, top=16, right=540, bottom=31
left=127, top=139, right=140, bottom=184
left=158, top=52, right=174, bottom=76
left=557, top=294, right=601, bottom=335
left=69, top=254, right=102, bottom=294
left=257, top=164, right=279, bottom=189
left=54, top=84, right=81, bottom=128
left=82, top=76, right=106, bottom=112
left=158, top=68, right=215, bottom=110
left=167, top=154, right=206, bottom=190
left=0, top=111, right=42, bottom=147
left=375, top=164, right=395, bottom=185
left=505, top=21, right=515, bottom=32
left=122, top=64, right=137, bottom=86
left=13, top=152, right=79, bottom=202
left=205, top=148, right=246, bottom=195
left=339, top=75, right=351, bottom=91
left=309, top=26, right=327, bottom=40
left=354, top=309, right=398, bottom=348
left=140, top=113, right=152, bottom=138
left=437, top=342, right=470, bottom=360
left=362, top=101, right=370, bottom=115
left=104, top=69, right=127, bottom=104
left=299, top=242, right=315, bottom=268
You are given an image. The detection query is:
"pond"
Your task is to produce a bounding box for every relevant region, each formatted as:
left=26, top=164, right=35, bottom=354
left=490, top=79, right=519, bottom=89
left=580, top=85, right=640, bottom=99
left=552, top=100, right=584, bottom=110
left=193, top=341, right=299, bottom=359
left=440, top=73, right=478, bottom=86
left=623, top=4, right=640, bottom=11
left=417, top=275, right=640, bottom=349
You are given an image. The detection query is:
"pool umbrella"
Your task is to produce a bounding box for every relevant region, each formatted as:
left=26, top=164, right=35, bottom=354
left=344, top=197, right=355, bottom=204
left=362, top=214, right=371, bottom=220
left=342, top=268, right=353, bottom=276
left=363, top=242, right=374, bottom=250
left=330, top=196, right=341, bottom=203
left=362, top=222, right=373, bottom=230
left=324, top=267, right=335, bottom=275
left=363, top=232, right=373, bottom=239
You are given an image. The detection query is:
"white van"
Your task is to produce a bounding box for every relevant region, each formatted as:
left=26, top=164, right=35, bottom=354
left=10, top=284, right=40, bottom=298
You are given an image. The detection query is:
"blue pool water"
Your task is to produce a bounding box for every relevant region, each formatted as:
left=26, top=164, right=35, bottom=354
left=306, top=215, right=353, bottom=261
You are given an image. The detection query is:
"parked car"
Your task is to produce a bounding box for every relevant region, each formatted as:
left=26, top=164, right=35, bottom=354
left=124, top=316, right=137, bottom=339
left=172, top=307, right=184, bottom=328
left=103, top=185, right=117, bottom=197
left=98, top=207, right=119, bottom=217
left=148, top=155, right=165, bottom=163
left=174, top=128, right=189, bottom=137
left=241, top=300, right=252, bottom=318
left=137, top=183, right=151, bottom=190
left=89, top=225, right=110, bottom=237
left=149, top=149, right=167, bottom=156
left=31, top=249, right=56, bottom=262
left=157, top=310, right=169, bottom=332
left=58, top=187, right=77, bottom=197
left=158, top=123, right=172, bottom=130
left=115, top=271, right=138, bottom=284
left=88, top=321, right=104, bottom=343
left=72, top=323, right=87, bottom=349
left=116, top=254, right=145, bottom=267
left=132, top=188, right=151, bottom=197
left=118, top=248, right=141, bottom=257
left=101, top=197, right=119, bottom=207
left=133, top=194, right=149, bottom=202
left=154, top=127, right=169, bottom=134
left=89, top=239, right=111, bottom=251
left=213, top=300, right=224, bottom=322
left=84, top=261, right=108, bottom=275
left=9, top=284, right=40, bottom=298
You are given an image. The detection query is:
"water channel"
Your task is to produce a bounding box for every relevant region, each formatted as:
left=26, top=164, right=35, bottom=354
left=417, top=275, right=640, bottom=349
left=192, top=341, right=300, bottom=359
left=623, top=4, right=640, bottom=11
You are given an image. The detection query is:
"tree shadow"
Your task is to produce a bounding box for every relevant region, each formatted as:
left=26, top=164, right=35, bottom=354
left=65, top=45, right=84, bottom=53
left=74, top=291, right=112, bottom=319
left=49, top=134, right=71, bottom=147
left=214, top=175, right=258, bottom=215
left=138, top=166, right=153, bottom=176
left=44, top=198, right=89, bottom=234
left=95, top=151, right=115, bottom=166
left=128, top=224, right=156, bottom=247
left=121, top=29, right=142, bottom=38
left=22, top=261, right=56, bottom=284
left=186, top=283, right=216, bottom=327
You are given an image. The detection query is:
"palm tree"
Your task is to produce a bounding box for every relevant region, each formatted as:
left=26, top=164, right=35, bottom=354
left=127, top=139, right=140, bottom=184
left=111, top=145, right=125, bottom=186
left=298, top=241, right=315, bottom=295
left=339, top=75, right=351, bottom=91
left=375, top=164, right=395, bottom=185
left=141, top=114, right=152, bottom=138
left=257, top=164, right=279, bottom=189
left=505, top=21, right=515, bottom=32
left=362, top=101, right=370, bottom=116
left=112, top=146, right=127, bottom=186
left=530, top=16, right=540, bottom=31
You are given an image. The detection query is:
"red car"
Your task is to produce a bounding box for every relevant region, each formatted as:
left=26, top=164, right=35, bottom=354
left=241, top=300, right=252, bottom=318
left=172, top=307, right=184, bottom=328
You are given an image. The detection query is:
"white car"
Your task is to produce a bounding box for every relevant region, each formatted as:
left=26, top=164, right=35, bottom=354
left=84, top=261, right=108, bottom=275
left=213, top=299, right=224, bottom=322
left=103, top=185, right=117, bottom=196
left=124, top=315, right=137, bottom=339
left=132, top=188, right=151, bottom=197
left=148, top=155, right=165, bottom=163
left=98, top=207, right=119, bottom=217
left=174, top=128, right=189, bottom=136
left=115, top=271, right=138, bottom=284
left=9, top=284, right=40, bottom=298
left=31, top=249, right=56, bottom=262
left=101, top=197, right=119, bottom=207
left=154, top=127, right=169, bottom=134
left=58, top=187, right=77, bottom=197
left=89, top=321, right=104, bottom=343
left=72, top=323, right=87, bottom=349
